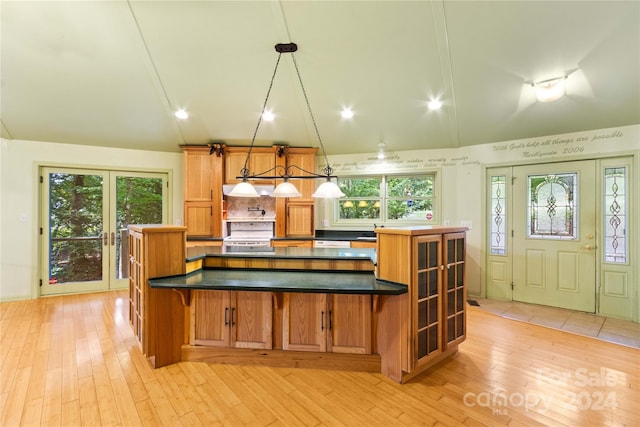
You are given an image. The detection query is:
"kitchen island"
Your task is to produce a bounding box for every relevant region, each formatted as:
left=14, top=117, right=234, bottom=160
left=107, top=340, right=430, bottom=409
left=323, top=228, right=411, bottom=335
left=129, top=224, right=467, bottom=383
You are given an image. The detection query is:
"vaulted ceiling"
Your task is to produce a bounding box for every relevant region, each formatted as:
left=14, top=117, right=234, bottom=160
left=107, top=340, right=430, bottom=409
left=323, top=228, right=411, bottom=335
left=2, top=1, right=638, bottom=155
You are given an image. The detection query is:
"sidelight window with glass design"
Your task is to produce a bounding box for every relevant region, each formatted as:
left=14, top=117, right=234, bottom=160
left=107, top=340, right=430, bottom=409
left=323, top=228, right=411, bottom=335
left=527, top=173, right=577, bottom=239
left=604, top=167, right=627, bottom=263
left=490, top=175, right=507, bottom=254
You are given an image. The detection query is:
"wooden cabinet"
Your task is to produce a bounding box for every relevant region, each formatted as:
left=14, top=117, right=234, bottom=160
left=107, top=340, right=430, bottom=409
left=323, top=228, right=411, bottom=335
left=286, top=202, right=314, bottom=237
left=224, top=147, right=276, bottom=184
left=192, top=290, right=273, bottom=349
left=350, top=240, right=377, bottom=249
left=127, top=225, right=187, bottom=367
left=271, top=239, right=313, bottom=248
left=283, top=293, right=372, bottom=354
left=443, top=232, right=466, bottom=347
left=286, top=148, right=317, bottom=201
left=376, top=226, right=467, bottom=383
left=183, top=146, right=224, bottom=237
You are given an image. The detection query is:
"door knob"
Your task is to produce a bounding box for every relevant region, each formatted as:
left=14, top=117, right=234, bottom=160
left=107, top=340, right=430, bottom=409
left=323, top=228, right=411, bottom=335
left=583, top=244, right=596, bottom=250
left=585, top=233, right=594, bottom=240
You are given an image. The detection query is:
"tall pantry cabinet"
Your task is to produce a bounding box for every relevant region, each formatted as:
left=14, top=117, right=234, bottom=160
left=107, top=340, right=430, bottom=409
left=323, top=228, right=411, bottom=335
left=183, top=145, right=224, bottom=237
left=375, top=226, right=467, bottom=383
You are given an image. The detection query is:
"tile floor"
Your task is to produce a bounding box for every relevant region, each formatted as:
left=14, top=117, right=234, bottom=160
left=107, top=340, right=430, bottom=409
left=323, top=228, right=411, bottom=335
left=470, top=298, right=640, bottom=349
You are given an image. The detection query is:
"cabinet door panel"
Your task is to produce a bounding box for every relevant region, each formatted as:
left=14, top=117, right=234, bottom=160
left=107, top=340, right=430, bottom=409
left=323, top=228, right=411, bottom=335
left=443, top=232, right=466, bottom=347
left=193, top=290, right=230, bottom=347
left=414, top=235, right=443, bottom=368
left=184, top=150, right=213, bottom=201
left=328, top=294, right=372, bottom=354
left=283, top=293, right=326, bottom=352
left=184, top=202, right=213, bottom=236
left=286, top=203, right=314, bottom=237
left=232, top=291, right=273, bottom=349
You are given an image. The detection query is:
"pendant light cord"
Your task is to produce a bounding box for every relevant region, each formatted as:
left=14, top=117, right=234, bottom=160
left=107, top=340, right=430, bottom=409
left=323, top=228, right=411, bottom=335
left=290, top=53, right=333, bottom=176
left=242, top=52, right=283, bottom=177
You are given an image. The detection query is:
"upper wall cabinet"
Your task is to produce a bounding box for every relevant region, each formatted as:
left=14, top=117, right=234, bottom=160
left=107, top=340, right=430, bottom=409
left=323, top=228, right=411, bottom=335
left=286, top=147, right=318, bottom=202
left=224, top=147, right=276, bottom=184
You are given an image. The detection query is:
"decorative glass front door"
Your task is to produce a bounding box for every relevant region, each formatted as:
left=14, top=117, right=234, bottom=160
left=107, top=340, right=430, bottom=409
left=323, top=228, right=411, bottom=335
left=512, top=161, right=596, bottom=312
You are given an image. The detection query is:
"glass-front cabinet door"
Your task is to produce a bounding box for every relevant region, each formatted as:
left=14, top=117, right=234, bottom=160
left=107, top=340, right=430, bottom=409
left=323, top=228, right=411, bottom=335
left=413, top=234, right=442, bottom=367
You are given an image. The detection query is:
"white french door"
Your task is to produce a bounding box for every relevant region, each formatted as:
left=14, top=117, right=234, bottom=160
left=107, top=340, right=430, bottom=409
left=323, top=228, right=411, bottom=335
left=40, top=168, right=167, bottom=296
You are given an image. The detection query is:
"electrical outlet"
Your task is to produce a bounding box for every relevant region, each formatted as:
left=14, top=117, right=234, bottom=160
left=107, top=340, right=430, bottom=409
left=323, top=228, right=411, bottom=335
left=321, top=219, right=329, bottom=227
left=461, top=220, right=472, bottom=230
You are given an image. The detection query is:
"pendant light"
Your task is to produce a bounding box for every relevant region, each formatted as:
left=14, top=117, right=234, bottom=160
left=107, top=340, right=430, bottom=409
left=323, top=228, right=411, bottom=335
left=228, top=43, right=344, bottom=199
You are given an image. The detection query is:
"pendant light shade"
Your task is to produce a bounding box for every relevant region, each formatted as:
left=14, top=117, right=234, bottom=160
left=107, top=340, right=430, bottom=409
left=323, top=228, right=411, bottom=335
left=271, top=180, right=302, bottom=198
left=228, top=180, right=260, bottom=198
left=312, top=180, right=346, bottom=198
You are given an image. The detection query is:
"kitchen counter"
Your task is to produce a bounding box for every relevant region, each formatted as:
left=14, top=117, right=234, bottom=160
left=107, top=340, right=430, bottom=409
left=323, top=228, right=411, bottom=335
left=186, top=245, right=376, bottom=263
left=149, top=268, right=406, bottom=295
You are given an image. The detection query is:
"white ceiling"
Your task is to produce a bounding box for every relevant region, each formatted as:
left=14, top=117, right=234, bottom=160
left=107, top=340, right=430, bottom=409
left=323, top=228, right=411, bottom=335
left=1, top=1, right=638, bottom=155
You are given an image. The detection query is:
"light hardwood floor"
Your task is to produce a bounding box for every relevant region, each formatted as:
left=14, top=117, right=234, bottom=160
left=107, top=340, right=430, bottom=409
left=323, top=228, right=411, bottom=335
left=1, top=290, right=638, bottom=426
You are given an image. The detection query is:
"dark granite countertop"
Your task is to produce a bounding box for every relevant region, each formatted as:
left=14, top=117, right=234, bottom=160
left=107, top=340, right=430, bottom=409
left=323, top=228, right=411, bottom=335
left=149, top=269, right=406, bottom=295
left=186, top=246, right=376, bottom=263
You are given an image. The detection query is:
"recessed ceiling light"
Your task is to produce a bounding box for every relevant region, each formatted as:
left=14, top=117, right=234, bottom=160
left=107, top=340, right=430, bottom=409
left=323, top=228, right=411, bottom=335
left=262, top=110, right=275, bottom=121
left=341, top=108, right=354, bottom=119
left=427, top=99, right=442, bottom=110
left=262, top=110, right=276, bottom=122
left=175, top=109, right=189, bottom=119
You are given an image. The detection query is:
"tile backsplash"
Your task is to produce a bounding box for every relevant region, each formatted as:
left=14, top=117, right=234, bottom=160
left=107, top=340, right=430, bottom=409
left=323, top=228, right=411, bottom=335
left=226, top=196, right=276, bottom=219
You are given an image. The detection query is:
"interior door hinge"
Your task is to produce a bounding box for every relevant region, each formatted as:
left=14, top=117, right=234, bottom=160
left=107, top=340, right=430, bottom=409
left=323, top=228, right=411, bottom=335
left=40, top=227, right=43, bottom=235
left=510, top=282, right=514, bottom=289
left=511, top=176, right=516, bottom=184
left=39, top=279, right=43, bottom=287
left=40, top=176, right=44, bottom=184
left=511, top=230, right=514, bottom=237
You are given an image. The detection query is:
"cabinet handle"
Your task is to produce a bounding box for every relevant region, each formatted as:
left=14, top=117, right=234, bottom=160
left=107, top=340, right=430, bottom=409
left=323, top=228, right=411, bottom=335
left=102, top=232, right=108, bottom=246
left=210, top=206, right=213, bottom=216
left=321, top=311, right=325, bottom=331
left=329, top=310, right=333, bottom=331
left=231, top=307, right=236, bottom=326
left=210, top=189, right=213, bottom=200
left=224, top=307, right=229, bottom=326
left=110, top=232, right=115, bottom=246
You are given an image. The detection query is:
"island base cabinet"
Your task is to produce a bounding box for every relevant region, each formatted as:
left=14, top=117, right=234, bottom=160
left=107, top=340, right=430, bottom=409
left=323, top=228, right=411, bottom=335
left=376, top=226, right=467, bottom=383
left=283, top=293, right=372, bottom=354
left=192, top=290, right=273, bottom=349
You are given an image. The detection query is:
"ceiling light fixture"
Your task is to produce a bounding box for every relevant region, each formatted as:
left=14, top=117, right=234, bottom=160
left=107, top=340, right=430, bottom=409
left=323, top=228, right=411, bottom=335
left=228, top=43, right=344, bottom=199
left=532, top=76, right=567, bottom=102
left=377, top=142, right=386, bottom=160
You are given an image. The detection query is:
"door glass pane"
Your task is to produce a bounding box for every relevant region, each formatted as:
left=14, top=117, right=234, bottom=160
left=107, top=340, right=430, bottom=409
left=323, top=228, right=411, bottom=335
left=604, top=167, right=626, bottom=263
left=115, top=176, right=163, bottom=279
left=490, top=175, right=507, bottom=254
left=49, top=173, right=104, bottom=284
left=527, top=173, right=577, bottom=239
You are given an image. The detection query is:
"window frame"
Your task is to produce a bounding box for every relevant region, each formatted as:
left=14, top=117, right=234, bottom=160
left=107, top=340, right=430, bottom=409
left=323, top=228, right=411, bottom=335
left=331, top=171, right=440, bottom=227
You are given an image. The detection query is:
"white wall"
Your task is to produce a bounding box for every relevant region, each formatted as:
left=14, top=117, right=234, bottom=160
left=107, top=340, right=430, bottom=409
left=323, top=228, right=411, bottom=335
left=0, top=139, right=183, bottom=301
left=323, top=125, right=640, bottom=297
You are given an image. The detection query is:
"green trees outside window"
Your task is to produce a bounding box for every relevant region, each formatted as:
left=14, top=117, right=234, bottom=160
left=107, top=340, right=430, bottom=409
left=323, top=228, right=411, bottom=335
left=337, top=175, right=435, bottom=222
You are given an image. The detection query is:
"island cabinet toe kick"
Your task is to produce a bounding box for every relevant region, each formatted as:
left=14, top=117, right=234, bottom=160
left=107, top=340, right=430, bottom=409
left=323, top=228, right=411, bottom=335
left=130, top=225, right=467, bottom=383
